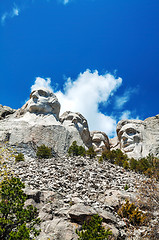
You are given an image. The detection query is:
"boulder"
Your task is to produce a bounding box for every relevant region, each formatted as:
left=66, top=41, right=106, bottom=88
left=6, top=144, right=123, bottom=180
left=68, top=203, right=96, bottom=224
left=0, top=104, right=15, bottom=120
left=40, top=218, right=78, bottom=240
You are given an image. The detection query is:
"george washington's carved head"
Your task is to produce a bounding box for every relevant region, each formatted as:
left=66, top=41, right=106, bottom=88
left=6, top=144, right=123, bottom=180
left=20, top=89, right=61, bottom=119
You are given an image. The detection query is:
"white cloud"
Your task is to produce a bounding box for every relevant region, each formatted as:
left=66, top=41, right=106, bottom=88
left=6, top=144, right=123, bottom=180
left=120, top=110, right=131, bottom=120
left=31, top=77, right=53, bottom=92
left=30, top=70, right=140, bottom=137
left=13, top=8, right=19, bottom=16
left=115, top=88, right=138, bottom=109
left=1, top=6, right=20, bottom=24
left=55, top=69, right=122, bottom=137
left=1, top=0, right=72, bottom=24
left=120, top=110, right=140, bottom=121
left=63, top=0, right=70, bottom=4
left=30, top=70, right=122, bottom=137
left=115, top=92, right=130, bottom=109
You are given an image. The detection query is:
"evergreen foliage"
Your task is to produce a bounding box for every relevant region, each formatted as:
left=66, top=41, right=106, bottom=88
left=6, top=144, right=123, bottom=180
left=86, top=147, right=96, bottom=159
left=36, top=144, right=52, bottom=159
left=101, top=149, right=128, bottom=166
left=101, top=150, right=159, bottom=179
left=0, top=176, right=40, bottom=240
left=68, top=141, right=86, bottom=157
left=15, top=153, right=25, bottom=162
left=76, top=214, right=112, bottom=240
left=118, top=200, right=146, bottom=226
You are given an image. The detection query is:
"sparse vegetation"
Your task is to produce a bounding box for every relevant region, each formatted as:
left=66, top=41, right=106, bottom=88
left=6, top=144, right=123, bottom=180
left=36, top=144, right=52, bottom=159
left=68, top=142, right=97, bottom=159
left=101, top=149, right=128, bottom=166
left=0, top=176, right=41, bottom=239
left=15, top=152, right=25, bottom=162
left=118, top=199, right=146, bottom=226
left=68, top=141, right=86, bottom=157
left=124, top=184, right=129, bottom=191
left=100, top=150, right=159, bottom=179
left=86, top=146, right=96, bottom=159
left=98, top=156, right=103, bottom=164
left=76, top=214, right=112, bottom=240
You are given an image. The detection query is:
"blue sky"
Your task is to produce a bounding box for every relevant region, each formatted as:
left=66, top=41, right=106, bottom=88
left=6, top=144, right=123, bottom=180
left=0, top=0, right=159, bottom=137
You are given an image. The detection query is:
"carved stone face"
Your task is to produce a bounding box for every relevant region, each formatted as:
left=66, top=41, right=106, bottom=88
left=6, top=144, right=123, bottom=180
left=26, top=89, right=60, bottom=118
left=117, top=120, right=145, bottom=159
left=60, top=111, right=91, bottom=148
left=91, top=131, right=109, bottom=154
left=118, top=123, right=142, bottom=152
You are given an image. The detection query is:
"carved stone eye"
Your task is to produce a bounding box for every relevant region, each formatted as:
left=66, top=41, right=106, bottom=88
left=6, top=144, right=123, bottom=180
left=126, top=128, right=137, bottom=136
left=118, top=131, right=123, bottom=140
left=38, top=90, right=48, bottom=97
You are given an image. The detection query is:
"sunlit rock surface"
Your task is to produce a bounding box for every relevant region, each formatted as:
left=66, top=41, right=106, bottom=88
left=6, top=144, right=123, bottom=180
left=0, top=89, right=91, bottom=155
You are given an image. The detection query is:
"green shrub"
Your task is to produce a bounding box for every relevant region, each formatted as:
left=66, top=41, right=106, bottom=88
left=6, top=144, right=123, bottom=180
left=76, top=214, right=112, bottom=240
left=129, top=158, right=138, bottom=170
left=68, top=141, right=86, bottom=157
left=36, top=144, right=52, bottom=159
left=124, top=184, right=129, bottom=190
left=86, top=147, right=96, bottom=159
left=102, top=149, right=128, bottom=166
left=123, top=160, right=129, bottom=169
left=78, top=146, right=86, bottom=157
left=15, top=153, right=25, bottom=162
left=137, top=157, right=151, bottom=173
left=118, top=200, right=146, bottom=226
left=98, top=156, right=103, bottom=164
left=102, top=150, right=116, bottom=163
left=114, top=149, right=128, bottom=166
left=102, top=150, right=159, bottom=179
left=0, top=176, right=41, bottom=239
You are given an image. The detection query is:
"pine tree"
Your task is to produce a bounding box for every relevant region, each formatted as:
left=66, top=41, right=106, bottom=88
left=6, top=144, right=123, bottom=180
left=76, top=214, right=112, bottom=240
left=0, top=177, right=41, bottom=240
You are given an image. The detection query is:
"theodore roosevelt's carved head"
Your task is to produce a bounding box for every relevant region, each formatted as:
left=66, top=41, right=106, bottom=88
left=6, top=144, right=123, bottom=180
left=90, top=131, right=110, bottom=155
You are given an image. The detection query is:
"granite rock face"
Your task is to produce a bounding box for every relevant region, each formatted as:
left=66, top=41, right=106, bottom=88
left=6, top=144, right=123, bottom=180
left=1, top=88, right=159, bottom=159
left=0, top=89, right=91, bottom=155
left=0, top=104, right=15, bottom=120
left=60, top=111, right=92, bottom=149
left=111, top=115, right=159, bottom=159
left=90, top=130, right=110, bottom=155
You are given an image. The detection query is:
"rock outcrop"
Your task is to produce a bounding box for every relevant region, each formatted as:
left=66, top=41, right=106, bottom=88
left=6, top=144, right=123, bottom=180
left=0, top=104, right=15, bottom=120
left=90, top=131, right=110, bottom=155
left=0, top=88, right=91, bottom=156
left=111, top=115, right=159, bottom=159
left=60, top=111, right=92, bottom=149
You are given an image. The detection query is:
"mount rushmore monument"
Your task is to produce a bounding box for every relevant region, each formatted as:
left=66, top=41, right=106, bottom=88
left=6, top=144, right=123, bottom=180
left=0, top=88, right=159, bottom=159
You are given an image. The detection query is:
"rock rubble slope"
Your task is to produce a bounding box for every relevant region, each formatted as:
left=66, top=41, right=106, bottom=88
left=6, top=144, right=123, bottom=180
left=4, top=151, right=158, bottom=240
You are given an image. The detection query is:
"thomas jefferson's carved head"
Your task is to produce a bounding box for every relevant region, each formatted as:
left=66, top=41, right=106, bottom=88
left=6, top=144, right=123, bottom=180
left=60, top=111, right=91, bottom=148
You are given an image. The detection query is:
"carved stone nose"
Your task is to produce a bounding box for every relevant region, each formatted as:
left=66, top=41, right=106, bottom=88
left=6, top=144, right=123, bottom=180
left=99, top=141, right=105, bottom=148
left=32, top=95, right=38, bottom=102
left=122, top=132, right=128, bottom=139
